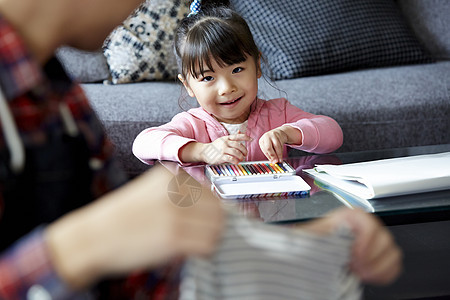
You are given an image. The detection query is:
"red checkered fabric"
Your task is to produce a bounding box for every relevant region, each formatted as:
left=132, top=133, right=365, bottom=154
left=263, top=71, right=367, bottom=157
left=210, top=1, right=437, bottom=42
left=0, top=14, right=181, bottom=299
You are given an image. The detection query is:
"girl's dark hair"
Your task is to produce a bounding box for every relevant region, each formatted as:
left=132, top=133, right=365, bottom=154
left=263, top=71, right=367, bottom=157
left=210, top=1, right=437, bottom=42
left=174, top=6, right=260, bottom=80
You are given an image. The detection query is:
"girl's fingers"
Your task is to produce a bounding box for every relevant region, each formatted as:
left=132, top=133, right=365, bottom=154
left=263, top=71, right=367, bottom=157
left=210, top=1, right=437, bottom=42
left=223, top=154, right=241, bottom=165
left=271, top=136, right=284, bottom=162
left=261, top=136, right=283, bottom=163
left=264, top=147, right=277, bottom=163
left=206, top=136, right=248, bottom=164
left=229, top=133, right=252, bottom=142
left=228, top=140, right=248, bottom=156
left=224, top=146, right=246, bottom=163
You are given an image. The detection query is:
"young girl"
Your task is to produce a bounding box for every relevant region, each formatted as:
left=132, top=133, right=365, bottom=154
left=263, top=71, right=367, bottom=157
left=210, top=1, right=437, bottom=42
left=132, top=5, right=343, bottom=166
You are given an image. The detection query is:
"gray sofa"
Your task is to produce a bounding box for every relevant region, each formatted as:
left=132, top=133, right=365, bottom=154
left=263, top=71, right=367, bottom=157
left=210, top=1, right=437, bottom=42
left=57, top=1, right=450, bottom=177
left=80, top=60, right=450, bottom=176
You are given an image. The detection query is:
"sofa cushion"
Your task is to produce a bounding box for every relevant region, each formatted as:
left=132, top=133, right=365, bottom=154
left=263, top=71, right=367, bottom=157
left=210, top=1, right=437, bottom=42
left=230, top=0, right=433, bottom=80
left=397, top=0, right=450, bottom=60
left=56, top=47, right=110, bottom=83
left=103, top=0, right=189, bottom=84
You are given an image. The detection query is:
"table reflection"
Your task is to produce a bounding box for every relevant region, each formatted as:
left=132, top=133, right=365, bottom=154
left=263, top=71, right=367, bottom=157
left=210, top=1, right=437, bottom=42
left=157, top=144, right=450, bottom=225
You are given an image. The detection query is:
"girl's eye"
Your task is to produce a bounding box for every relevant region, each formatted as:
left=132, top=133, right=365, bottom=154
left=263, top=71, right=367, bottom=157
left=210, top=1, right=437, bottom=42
left=201, top=76, right=214, bottom=82
left=232, top=67, right=244, bottom=74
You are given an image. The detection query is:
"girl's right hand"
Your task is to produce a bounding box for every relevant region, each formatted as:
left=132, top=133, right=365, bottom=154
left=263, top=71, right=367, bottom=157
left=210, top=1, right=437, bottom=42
left=200, top=133, right=252, bottom=164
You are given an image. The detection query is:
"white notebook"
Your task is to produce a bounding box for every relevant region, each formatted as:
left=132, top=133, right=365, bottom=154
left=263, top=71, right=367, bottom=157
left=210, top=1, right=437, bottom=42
left=304, top=152, right=450, bottom=199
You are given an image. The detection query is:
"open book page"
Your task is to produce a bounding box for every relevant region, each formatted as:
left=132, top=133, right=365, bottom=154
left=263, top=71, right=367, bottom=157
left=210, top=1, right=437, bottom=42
left=304, top=152, right=450, bottom=199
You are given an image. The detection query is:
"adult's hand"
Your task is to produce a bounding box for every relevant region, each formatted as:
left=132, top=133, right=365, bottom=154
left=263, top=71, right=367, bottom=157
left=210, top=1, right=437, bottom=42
left=46, top=165, right=224, bottom=290
left=298, top=208, right=402, bottom=285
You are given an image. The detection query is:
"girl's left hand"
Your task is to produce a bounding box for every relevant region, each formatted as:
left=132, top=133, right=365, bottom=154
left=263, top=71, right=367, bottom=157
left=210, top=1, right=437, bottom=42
left=259, top=128, right=289, bottom=163
left=259, top=126, right=303, bottom=163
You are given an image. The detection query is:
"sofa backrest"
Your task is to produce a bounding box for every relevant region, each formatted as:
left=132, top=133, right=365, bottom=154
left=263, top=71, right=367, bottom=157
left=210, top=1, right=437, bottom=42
left=397, top=0, right=450, bottom=60
left=57, top=0, right=450, bottom=83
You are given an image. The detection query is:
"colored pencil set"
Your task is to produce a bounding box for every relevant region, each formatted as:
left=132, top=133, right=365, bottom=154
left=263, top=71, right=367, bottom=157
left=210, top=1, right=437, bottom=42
left=205, top=160, right=310, bottom=199
left=206, top=161, right=296, bottom=179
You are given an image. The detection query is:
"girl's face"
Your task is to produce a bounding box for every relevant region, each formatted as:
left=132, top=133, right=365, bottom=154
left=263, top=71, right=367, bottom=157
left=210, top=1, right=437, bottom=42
left=180, top=55, right=261, bottom=124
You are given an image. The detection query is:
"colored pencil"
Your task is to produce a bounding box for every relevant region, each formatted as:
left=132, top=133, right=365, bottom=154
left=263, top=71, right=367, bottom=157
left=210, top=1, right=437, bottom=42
left=237, top=164, right=247, bottom=175
left=276, top=162, right=287, bottom=172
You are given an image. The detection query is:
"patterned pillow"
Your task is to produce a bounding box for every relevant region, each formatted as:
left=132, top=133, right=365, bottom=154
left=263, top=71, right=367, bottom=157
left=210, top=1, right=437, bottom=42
left=230, top=0, right=433, bottom=80
left=103, top=0, right=189, bottom=84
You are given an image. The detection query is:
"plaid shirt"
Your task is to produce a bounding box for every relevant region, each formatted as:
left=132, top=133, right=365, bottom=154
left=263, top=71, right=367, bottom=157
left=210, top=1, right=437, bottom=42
left=0, top=15, right=179, bottom=299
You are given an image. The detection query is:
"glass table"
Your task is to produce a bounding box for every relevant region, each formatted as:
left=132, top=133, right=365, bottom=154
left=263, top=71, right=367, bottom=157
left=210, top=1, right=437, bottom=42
left=158, top=144, right=450, bottom=299
left=170, top=144, right=450, bottom=226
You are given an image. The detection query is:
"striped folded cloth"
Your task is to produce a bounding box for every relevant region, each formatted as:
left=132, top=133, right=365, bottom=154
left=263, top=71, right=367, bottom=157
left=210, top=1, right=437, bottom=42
left=180, top=213, right=361, bottom=300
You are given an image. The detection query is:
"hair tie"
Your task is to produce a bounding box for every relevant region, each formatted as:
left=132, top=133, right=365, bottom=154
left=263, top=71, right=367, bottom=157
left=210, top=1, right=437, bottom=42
left=188, top=0, right=201, bottom=17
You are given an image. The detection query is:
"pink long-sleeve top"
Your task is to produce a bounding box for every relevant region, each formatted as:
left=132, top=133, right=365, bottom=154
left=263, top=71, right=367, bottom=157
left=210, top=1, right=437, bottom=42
left=132, top=98, right=343, bottom=165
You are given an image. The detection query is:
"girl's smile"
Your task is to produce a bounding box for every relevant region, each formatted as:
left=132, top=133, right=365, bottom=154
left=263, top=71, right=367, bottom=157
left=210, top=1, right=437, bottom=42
left=220, top=96, right=242, bottom=106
